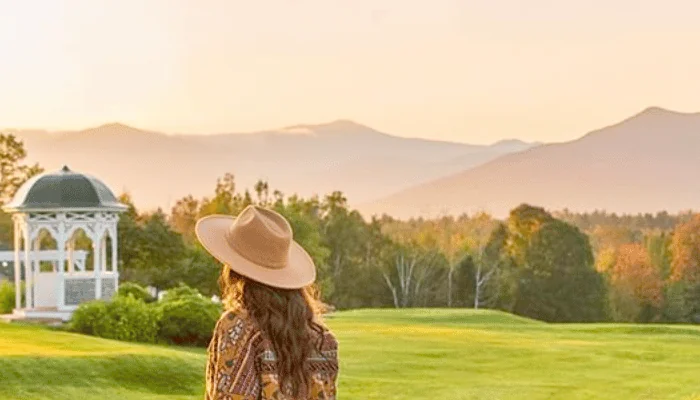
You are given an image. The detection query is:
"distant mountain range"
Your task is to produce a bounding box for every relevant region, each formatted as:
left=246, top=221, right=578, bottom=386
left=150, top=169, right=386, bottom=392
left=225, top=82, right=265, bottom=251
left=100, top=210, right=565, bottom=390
left=7, top=121, right=537, bottom=212
left=361, top=107, right=700, bottom=218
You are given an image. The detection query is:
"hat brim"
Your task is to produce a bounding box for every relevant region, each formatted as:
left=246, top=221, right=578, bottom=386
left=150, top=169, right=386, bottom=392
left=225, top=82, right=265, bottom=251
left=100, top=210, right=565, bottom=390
left=195, top=214, right=316, bottom=289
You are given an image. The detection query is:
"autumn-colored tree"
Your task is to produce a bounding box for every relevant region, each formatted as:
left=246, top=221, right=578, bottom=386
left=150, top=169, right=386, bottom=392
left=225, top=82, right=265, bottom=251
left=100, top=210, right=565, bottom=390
left=588, top=225, right=640, bottom=253
left=608, top=243, right=663, bottom=322
left=170, top=195, right=200, bottom=244
left=669, top=215, right=700, bottom=322
left=645, top=232, right=672, bottom=280
left=506, top=204, right=553, bottom=266
left=670, top=214, right=700, bottom=283
left=198, top=173, right=249, bottom=217
left=380, top=212, right=498, bottom=307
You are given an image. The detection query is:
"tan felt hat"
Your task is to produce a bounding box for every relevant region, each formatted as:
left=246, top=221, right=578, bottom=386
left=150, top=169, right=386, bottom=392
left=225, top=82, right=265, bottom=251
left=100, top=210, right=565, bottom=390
left=195, top=205, right=316, bottom=289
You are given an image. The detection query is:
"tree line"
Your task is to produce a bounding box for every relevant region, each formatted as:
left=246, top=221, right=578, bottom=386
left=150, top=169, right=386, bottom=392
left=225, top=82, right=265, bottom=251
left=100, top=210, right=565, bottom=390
left=0, top=133, right=699, bottom=323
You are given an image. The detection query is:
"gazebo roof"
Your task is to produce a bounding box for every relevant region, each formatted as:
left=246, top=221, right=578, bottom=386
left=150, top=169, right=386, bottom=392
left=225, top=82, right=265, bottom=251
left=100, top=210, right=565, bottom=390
left=3, top=166, right=127, bottom=212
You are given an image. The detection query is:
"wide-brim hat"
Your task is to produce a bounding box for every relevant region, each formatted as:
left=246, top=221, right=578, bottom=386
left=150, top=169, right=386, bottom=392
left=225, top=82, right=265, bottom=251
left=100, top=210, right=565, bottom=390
left=195, top=205, right=316, bottom=289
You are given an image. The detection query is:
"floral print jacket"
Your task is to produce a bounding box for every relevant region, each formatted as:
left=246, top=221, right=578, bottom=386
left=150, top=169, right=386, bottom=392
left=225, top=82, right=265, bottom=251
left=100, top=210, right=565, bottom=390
left=205, top=310, right=339, bottom=400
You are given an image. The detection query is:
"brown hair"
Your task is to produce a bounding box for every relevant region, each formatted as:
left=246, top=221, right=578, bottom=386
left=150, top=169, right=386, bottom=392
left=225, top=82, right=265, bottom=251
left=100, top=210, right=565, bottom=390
left=219, top=264, right=326, bottom=398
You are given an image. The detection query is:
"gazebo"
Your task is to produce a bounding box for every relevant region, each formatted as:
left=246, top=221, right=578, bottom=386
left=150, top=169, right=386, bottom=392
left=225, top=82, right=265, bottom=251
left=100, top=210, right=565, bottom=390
left=3, top=166, right=127, bottom=321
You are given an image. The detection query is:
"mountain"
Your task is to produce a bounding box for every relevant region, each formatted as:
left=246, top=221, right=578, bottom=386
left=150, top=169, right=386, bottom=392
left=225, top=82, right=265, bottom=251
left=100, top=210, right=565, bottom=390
left=10, top=121, right=537, bottom=211
left=361, top=107, right=700, bottom=219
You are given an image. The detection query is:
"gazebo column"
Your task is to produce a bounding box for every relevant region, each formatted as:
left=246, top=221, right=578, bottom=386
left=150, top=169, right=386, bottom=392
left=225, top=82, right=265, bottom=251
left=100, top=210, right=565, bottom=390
left=94, top=237, right=102, bottom=299
left=23, top=226, right=32, bottom=309
left=67, top=238, right=75, bottom=274
left=31, top=237, right=39, bottom=308
left=56, top=225, right=66, bottom=310
left=101, top=236, right=107, bottom=272
left=112, top=229, right=118, bottom=291
left=13, top=218, right=21, bottom=310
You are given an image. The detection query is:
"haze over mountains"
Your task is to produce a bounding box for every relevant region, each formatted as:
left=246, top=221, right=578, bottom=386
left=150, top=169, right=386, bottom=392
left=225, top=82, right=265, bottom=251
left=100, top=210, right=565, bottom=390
left=8, top=121, right=536, bottom=212
left=362, top=107, right=700, bottom=218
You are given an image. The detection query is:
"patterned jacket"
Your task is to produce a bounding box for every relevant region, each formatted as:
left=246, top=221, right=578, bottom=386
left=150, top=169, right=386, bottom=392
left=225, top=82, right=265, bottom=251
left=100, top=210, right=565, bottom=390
left=205, top=310, right=339, bottom=400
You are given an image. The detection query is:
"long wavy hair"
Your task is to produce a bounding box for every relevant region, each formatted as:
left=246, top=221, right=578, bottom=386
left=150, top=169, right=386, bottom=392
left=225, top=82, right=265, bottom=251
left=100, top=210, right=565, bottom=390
left=219, top=265, right=327, bottom=398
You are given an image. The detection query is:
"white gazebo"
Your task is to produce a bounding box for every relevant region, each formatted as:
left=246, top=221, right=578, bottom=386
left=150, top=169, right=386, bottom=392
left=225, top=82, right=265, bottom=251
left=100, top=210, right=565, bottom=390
left=2, top=166, right=127, bottom=321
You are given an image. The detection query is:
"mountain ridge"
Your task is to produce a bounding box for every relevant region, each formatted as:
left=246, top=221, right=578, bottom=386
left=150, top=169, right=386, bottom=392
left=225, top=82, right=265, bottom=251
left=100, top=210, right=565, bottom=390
left=360, top=107, right=700, bottom=219
left=7, top=120, right=538, bottom=212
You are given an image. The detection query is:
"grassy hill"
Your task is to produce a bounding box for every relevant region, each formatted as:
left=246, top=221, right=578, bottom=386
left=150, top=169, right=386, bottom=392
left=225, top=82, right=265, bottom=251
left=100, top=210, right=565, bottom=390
left=1, top=309, right=700, bottom=399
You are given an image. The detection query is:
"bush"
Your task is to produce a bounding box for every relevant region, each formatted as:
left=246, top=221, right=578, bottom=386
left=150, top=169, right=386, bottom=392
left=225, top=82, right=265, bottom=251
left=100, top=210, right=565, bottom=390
left=0, top=281, right=17, bottom=314
left=0, top=281, right=25, bottom=314
left=157, top=295, right=221, bottom=346
left=70, top=295, right=160, bottom=343
left=117, top=282, right=155, bottom=303
left=161, top=283, right=203, bottom=303
left=71, top=283, right=222, bottom=347
left=70, top=300, right=109, bottom=335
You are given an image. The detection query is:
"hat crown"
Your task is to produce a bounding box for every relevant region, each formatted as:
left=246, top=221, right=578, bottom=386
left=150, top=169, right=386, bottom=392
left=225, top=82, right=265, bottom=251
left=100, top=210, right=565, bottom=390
left=226, top=205, right=292, bottom=269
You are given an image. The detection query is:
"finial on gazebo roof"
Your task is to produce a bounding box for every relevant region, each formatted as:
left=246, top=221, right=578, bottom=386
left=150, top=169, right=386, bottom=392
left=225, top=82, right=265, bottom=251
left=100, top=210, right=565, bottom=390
left=61, top=165, right=71, bottom=173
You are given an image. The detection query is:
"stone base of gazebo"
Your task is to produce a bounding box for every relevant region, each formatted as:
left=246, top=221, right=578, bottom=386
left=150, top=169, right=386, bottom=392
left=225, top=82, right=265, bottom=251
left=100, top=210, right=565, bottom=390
left=1, top=308, right=70, bottom=325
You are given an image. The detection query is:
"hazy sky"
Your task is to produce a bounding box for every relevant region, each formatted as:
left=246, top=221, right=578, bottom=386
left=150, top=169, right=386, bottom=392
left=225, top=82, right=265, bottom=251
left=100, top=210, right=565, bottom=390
left=1, top=0, right=699, bottom=144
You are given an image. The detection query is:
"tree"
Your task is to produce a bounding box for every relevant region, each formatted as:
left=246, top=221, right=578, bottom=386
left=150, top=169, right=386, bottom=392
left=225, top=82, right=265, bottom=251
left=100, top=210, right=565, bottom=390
left=607, top=244, right=663, bottom=322
left=320, top=191, right=369, bottom=308
left=198, top=173, right=245, bottom=217
left=474, top=222, right=508, bottom=309
left=273, top=196, right=331, bottom=296
left=588, top=225, right=641, bottom=253
left=510, top=216, right=606, bottom=322
left=170, top=195, right=200, bottom=244
left=381, top=243, right=447, bottom=308
left=669, top=215, right=700, bottom=322
left=137, top=210, right=188, bottom=293
left=177, top=243, right=221, bottom=297
left=0, top=133, right=43, bottom=204
left=448, top=212, right=495, bottom=308
left=118, top=204, right=188, bottom=295
left=0, top=133, right=43, bottom=248
left=452, top=253, right=476, bottom=307
left=670, top=214, right=700, bottom=283
left=645, top=233, right=672, bottom=280
left=506, top=204, right=553, bottom=266
left=117, top=193, right=145, bottom=281
left=254, top=180, right=270, bottom=207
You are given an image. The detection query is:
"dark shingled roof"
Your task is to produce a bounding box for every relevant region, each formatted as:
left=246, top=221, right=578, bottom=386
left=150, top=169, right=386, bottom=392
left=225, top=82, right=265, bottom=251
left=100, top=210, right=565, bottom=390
left=4, top=166, right=127, bottom=212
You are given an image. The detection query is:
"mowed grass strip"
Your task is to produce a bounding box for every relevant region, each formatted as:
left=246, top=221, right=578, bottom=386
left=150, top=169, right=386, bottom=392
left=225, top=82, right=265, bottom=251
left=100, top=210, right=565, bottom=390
left=1, top=309, right=699, bottom=399
left=0, top=323, right=205, bottom=400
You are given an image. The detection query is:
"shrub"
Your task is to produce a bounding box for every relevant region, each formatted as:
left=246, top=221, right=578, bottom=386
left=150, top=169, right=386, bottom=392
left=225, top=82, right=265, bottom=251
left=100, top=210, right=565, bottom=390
left=117, top=282, right=155, bottom=303
left=0, top=281, right=16, bottom=314
left=157, top=295, right=221, bottom=346
left=161, top=283, right=203, bottom=303
left=70, top=300, right=109, bottom=336
left=0, top=281, right=25, bottom=314
left=70, top=295, right=160, bottom=343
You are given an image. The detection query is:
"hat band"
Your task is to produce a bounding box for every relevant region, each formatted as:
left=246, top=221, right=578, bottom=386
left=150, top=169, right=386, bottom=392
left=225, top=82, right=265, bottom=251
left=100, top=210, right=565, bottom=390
left=225, top=227, right=288, bottom=270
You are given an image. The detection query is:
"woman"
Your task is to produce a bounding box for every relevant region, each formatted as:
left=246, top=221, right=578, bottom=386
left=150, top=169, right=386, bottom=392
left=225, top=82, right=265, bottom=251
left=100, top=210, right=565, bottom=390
left=196, top=205, right=338, bottom=399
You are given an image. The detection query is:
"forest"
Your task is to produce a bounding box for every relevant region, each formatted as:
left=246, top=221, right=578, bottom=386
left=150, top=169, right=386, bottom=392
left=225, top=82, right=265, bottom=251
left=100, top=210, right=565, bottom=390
left=0, top=133, right=698, bottom=324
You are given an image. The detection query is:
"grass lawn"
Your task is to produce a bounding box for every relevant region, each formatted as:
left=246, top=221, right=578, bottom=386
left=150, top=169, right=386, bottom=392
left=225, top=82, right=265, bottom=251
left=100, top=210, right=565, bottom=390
left=1, top=309, right=699, bottom=399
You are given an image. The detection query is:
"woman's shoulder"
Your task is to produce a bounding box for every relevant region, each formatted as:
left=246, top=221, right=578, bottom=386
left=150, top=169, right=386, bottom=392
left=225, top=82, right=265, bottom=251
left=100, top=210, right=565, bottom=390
left=213, top=309, right=259, bottom=340
left=317, top=324, right=339, bottom=351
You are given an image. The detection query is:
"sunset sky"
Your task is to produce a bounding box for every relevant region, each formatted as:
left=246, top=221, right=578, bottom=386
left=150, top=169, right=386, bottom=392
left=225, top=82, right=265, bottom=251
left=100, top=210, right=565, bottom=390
left=1, top=0, right=699, bottom=144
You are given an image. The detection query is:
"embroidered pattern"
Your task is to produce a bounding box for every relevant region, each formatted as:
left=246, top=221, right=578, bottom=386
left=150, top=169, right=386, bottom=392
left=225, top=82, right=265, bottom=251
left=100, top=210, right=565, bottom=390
left=205, top=311, right=339, bottom=400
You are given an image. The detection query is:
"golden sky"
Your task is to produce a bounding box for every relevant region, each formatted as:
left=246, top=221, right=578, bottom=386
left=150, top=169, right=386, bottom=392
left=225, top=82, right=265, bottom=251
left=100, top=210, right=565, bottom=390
left=1, top=0, right=699, bottom=144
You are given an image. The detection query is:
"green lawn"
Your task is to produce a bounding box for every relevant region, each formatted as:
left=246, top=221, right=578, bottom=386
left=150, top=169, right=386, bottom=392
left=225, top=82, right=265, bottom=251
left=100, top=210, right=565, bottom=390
left=1, top=309, right=699, bottom=399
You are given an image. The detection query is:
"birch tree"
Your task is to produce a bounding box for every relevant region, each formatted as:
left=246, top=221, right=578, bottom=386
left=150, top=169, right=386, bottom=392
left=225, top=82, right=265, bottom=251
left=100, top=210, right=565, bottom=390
left=381, top=244, right=444, bottom=308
